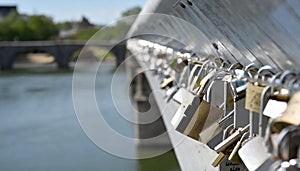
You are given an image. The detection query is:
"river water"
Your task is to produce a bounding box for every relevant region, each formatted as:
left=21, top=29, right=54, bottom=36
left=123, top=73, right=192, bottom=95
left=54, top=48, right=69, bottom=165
left=0, top=63, right=180, bottom=171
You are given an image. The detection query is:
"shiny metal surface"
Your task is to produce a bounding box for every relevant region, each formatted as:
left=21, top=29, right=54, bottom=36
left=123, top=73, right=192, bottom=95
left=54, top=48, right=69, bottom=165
left=128, top=1, right=300, bottom=170
left=129, top=0, right=300, bottom=70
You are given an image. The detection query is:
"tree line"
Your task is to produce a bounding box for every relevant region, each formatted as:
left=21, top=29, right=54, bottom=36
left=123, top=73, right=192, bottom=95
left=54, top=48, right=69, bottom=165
left=0, top=11, right=58, bottom=41
left=0, top=6, right=141, bottom=41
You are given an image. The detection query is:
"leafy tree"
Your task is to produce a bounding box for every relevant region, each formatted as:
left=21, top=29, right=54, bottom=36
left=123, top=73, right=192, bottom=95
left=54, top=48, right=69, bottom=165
left=56, top=21, right=72, bottom=30
left=27, top=15, right=58, bottom=40
left=121, top=6, right=142, bottom=17
left=0, top=12, right=58, bottom=41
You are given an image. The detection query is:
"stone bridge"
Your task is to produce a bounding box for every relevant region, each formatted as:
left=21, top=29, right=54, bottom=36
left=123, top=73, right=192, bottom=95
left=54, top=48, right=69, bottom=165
left=0, top=40, right=126, bottom=70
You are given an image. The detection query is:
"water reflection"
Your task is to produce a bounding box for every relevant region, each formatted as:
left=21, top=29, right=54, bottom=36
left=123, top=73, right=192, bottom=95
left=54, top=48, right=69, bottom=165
left=0, top=63, right=180, bottom=171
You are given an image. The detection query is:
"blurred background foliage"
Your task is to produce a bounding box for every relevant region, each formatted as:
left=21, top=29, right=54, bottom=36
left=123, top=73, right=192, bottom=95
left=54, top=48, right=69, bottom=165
left=0, top=6, right=141, bottom=41
left=0, top=11, right=58, bottom=41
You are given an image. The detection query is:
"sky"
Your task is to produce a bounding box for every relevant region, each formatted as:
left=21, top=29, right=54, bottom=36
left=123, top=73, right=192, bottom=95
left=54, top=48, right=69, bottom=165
left=1, top=0, right=147, bottom=25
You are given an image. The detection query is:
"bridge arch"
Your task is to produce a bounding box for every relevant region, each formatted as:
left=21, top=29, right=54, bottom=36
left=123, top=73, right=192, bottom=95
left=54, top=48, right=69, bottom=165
left=0, top=41, right=126, bottom=70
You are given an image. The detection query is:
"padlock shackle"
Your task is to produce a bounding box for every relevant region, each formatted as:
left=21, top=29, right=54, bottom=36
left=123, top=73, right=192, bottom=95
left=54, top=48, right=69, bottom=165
left=276, top=125, right=300, bottom=160
left=213, top=57, right=225, bottom=68
left=197, top=59, right=218, bottom=78
left=288, top=75, right=300, bottom=89
left=278, top=70, right=297, bottom=85
left=205, top=71, right=229, bottom=102
left=259, top=86, right=272, bottom=136
left=187, top=63, right=202, bottom=89
left=245, top=63, right=259, bottom=78
left=223, top=124, right=235, bottom=140
left=195, top=70, right=226, bottom=98
left=270, top=72, right=283, bottom=84
left=227, top=62, right=243, bottom=73
left=264, top=118, right=276, bottom=154
left=256, top=65, right=277, bottom=82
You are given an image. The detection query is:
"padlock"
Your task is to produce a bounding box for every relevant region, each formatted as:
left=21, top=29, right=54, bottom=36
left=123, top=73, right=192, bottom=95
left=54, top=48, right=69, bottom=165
left=245, top=83, right=265, bottom=114
left=263, top=94, right=289, bottom=119
left=183, top=100, right=211, bottom=139
left=272, top=92, right=300, bottom=134
left=160, top=76, right=174, bottom=89
left=228, top=132, right=249, bottom=161
left=205, top=65, right=244, bottom=148
left=198, top=75, right=229, bottom=144
left=245, top=82, right=265, bottom=137
left=211, top=124, right=247, bottom=170
left=246, top=65, right=276, bottom=138
left=257, top=126, right=300, bottom=171
left=172, top=63, right=202, bottom=104
left=172, top=59, right=218, bottom=132
left=238, top=86, right=273, bottom=171
left=212, top=125, right=234, bottom=168
left=214, top=124, right=250, bottom=153
left=181, top=69, right=221, bottom=140
left=238, top=136, right=272, bottom=171
left=268, top=159, right=300, bottom=171
left=212, top=152, right=226, bottom=167
left=226, top=73, right=249, bottom=128
left=165, top=62, right=190, bottom=102
left=171, top=64, right=203, bottom=128
left=276, top=125, right=300, bottom=161
left=189, top=59, right=218, bottom=94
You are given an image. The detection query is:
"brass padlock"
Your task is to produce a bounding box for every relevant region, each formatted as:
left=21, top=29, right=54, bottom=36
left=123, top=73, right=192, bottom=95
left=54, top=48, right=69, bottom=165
left=245, top=83, right=265, bottom=113
left=212, top=124, right=245, bottom=168
left=160, top=76, right=174, bottom=89
left=182, top=70, right=220, bottom=140
left=212, top=152, right=226, bottom=167
left=183, top=100, right=210, bottom=140
left=214, top=124, right=250, bottom=153
left=273, top=92, right=300, bottom=133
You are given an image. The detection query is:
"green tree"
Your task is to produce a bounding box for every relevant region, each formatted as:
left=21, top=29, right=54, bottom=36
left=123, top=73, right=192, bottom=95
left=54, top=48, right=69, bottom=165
left=27, top=15, right=58, bottom=40
left=121, top=6, right=142, bottom=17
left=0, top=12, right=59, bottom=41
left=56, top=21, right=73, bottom=30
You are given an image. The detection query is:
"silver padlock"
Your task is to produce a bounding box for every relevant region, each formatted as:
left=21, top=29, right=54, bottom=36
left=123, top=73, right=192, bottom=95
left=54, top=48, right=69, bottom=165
left=172, top=63, right=202, bottom=104
left=172, top=59, right=216, bottom=138
left=171, top=59, right=218, bottom=131
left=238, top=86, right=273, bottom=171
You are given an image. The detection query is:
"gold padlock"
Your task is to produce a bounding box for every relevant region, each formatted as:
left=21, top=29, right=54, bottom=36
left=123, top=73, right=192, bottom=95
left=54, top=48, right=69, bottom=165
left=214, top=125, right=250, bottom=153
left=160, top=76, right=174, bottom=89
left=183, top=100, right=210, bottom=140
left=245, top=83, right=265, bottom=113
left=212, top=152, right=226, bottom=167
left=273, top=92, right=300, bottom=133
left=192, top=77, right=202, bottom=90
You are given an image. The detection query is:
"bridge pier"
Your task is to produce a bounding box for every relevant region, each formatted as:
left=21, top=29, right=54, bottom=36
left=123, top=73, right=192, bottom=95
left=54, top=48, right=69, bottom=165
left=54, top=45, right=75, bottom=69
left=126, top=53, right=172, bottom=149
left=111, top=42, right=127, bottom=67
left=0, top=47, right=16, bottom=70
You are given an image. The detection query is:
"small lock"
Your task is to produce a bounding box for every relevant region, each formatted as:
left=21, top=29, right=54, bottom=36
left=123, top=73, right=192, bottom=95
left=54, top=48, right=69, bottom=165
left=168, top=57, right=188, bottom=73
left=212, top=152, right=226, bottom=167
left=228, top=133, right=248, bottom=162
left=245, top=83, right=265, bottom=113
left=160, top=76, right=174, bottom=89
left=263, top=98, right=288, bottom=119
left=214, top=125, right=250, bottom=153
left=272, top=92, right=300, bottom=133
